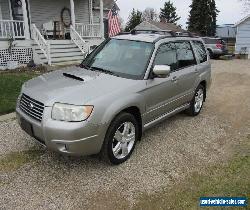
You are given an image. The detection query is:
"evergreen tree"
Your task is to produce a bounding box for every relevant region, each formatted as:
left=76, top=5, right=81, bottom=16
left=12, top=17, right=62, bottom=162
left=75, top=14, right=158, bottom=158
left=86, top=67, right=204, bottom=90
left=159, top=1, right=180, bottom=24
left=125, top=9, right=143, bottom=32
left=187, top=0, right=219, bottom=36
left=210, top=0, right=218, bottom=36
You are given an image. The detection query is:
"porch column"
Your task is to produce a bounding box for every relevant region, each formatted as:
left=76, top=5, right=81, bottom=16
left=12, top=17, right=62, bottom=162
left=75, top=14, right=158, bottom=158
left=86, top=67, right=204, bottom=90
left=100, top=0, right=104, bottom=38
left=21, top=0, right=30, bottom=39
left=70, top=0, right=76, bottom=28
left=0, top=3, right=3, bottom=20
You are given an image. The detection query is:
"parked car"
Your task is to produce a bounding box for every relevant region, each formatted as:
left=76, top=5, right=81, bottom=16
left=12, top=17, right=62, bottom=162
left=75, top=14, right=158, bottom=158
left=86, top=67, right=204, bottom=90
left=202, top=37, right=228, bottom=58
left=16, top=31, right=211, bottom=165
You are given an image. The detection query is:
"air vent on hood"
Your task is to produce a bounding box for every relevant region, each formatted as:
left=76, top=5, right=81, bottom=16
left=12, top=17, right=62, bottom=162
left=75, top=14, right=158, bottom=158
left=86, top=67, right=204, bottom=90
left=63, top=73, right=84, bottom=81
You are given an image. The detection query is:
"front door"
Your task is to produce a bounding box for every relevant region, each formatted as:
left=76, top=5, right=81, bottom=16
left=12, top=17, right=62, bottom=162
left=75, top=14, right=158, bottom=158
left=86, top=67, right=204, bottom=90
left=144, top=43, right=181, bottom=124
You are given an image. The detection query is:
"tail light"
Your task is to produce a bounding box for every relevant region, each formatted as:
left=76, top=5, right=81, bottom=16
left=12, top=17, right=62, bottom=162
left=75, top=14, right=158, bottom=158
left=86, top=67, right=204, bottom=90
left=216, top=40, right=223, bottom=49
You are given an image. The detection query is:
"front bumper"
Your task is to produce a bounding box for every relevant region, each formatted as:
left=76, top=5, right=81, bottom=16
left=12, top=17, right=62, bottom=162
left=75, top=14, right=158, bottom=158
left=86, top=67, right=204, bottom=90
left=16, top=106, right=106, bottom=156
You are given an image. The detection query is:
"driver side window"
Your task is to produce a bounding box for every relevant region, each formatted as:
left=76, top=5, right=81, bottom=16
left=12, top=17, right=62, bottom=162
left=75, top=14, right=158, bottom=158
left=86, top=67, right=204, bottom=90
left=154, top=43, right=178, bottom=72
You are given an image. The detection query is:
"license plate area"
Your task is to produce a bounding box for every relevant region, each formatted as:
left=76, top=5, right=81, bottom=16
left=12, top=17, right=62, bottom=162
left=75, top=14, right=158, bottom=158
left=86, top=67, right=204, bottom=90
left=20, top=117, right=34, bottom=137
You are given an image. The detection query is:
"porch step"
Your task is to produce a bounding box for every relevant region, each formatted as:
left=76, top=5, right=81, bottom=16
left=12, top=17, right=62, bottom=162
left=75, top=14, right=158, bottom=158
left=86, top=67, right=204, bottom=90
left=41, top=55, right=83, bottom=63
left=38, top=51, right=83, bottom=58
left=33, top=40, right=85, bottom=66
left=47, top=40, right=74, bottom=45
left=33, top=44, right=78, bottom=50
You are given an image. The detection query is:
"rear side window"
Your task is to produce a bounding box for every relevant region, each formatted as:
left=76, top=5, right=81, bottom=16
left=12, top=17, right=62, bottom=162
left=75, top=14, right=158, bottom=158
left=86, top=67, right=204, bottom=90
left=154, top=43, right=178, bottom=71
left=175, top=42, right=196, bottom=68
left=202, top=38, right=222, bottom=44
left=192, top=41, right=207, bottom=63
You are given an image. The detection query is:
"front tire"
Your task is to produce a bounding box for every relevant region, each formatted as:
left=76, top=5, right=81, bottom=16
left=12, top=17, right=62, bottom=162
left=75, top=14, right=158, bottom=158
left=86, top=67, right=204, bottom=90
left=186, top=84, right=205, bottom=116
left=101, top=112, right=139, bottom=165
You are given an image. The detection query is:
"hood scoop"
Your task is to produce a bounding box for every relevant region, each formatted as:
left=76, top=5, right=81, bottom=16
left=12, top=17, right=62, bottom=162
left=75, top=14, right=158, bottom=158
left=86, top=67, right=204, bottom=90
left=63, top=73, right=84, bottom=81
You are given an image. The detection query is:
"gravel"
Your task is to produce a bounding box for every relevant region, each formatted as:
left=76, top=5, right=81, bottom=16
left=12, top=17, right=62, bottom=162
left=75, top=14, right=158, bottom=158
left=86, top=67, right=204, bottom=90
left=0, top=59, right=250, bottom=210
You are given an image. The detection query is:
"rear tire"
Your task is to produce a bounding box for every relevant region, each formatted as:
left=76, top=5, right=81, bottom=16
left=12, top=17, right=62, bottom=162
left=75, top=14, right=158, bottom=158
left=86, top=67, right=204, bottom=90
left=208, top=49, right=213, bottom=59
left=186, top=84, right=205, bottom=116
left=101, top=112, right=139, bottom=165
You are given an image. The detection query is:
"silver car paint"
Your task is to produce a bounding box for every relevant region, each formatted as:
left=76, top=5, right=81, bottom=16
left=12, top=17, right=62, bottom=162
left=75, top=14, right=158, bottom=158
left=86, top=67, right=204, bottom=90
left=16, top=35, right=211, bottom=156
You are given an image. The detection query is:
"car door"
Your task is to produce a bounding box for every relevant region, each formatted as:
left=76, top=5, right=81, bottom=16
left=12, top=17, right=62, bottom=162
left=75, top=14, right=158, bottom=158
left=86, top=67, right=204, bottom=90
left=144, top=42, right=182, bottom=124
left=172, top=41, right=199, bottom=106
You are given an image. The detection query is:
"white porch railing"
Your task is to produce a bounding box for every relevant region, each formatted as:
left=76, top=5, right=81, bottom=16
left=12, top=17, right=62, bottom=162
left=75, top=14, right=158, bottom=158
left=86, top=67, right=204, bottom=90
left=0, top=20, right=25, bottom=39
left=70, top=25, right=89, bottom=56
left=75, top=23, right=101, bottom=38
left=31, top=24, right=51, bottom=65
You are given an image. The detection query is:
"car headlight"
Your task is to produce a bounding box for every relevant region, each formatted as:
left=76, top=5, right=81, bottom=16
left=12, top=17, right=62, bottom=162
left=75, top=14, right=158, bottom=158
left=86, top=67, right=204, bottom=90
left=52, top=103, right=93, bottom=122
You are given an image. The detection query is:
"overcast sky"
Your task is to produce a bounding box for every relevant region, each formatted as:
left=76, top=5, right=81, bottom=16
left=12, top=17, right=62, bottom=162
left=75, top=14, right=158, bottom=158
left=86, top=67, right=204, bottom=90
left=116, top=0, right=248, bottom=28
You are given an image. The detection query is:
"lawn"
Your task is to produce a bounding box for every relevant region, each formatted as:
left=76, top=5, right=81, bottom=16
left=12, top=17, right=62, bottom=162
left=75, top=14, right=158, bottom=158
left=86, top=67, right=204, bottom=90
left=0, top=72, right=39, bottom=115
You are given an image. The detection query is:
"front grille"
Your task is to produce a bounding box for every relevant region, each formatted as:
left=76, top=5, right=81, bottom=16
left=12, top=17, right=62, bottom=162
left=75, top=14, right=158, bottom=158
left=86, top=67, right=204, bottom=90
left=19, top=94, right=44, bottom=122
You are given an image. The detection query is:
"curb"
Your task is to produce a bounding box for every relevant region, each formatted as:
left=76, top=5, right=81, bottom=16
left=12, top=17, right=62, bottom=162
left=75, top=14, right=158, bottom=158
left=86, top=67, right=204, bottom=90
left=0, top=112, right=16, bottom=122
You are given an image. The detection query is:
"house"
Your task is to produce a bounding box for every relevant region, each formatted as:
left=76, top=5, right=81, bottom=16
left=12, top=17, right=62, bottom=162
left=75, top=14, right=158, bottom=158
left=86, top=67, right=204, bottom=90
left=216, top=24, right=236, bottom=41
left=216, top=24, right=237, bottom=54
left=134, top=20, right=185, bottom=33
left=234, top=14, right=250, bottom=58
left=0, top=0, right=116, bottom=69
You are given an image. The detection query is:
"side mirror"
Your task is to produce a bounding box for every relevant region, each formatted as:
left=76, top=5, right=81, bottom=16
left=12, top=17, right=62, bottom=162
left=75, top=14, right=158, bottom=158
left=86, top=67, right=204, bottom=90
left=152, top=65, right=171, bottom=78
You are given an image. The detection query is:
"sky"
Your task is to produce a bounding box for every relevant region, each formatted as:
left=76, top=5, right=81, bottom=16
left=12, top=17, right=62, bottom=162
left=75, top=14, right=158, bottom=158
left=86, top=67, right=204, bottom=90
left=116, top=0, right=248, bottom=28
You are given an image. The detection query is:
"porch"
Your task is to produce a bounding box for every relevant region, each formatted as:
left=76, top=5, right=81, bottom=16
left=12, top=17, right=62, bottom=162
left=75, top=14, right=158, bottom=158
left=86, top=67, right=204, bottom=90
left=0, top=0, right=107, bottom=67
left=0, top=0, right=105, bottom=40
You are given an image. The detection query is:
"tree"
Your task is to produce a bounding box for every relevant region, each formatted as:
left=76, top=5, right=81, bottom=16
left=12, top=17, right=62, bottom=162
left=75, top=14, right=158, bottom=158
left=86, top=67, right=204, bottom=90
left=187, top=0, right=219, bottom=36
left=125, top=9, right=143, bottom=32
left=159, top=1, right=180, bottom=24
left=118, top=16, right=125, bottom=31
left=142, top=8, right=159, bottom=21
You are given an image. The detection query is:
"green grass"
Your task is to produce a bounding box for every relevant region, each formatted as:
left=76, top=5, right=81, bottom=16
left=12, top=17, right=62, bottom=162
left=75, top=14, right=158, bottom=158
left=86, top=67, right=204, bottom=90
left=0, top=150, right=44, bottom=172
left=0, top=72, right=38, bottom=115
left=133, top=136, right=250, bottom=210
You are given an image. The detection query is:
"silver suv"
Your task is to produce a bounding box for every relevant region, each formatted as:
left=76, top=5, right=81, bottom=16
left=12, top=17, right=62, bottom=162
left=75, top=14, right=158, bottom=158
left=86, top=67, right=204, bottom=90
left=202, top=37, right=228, bottom=58
left=16, top=31, right=211, bottom=165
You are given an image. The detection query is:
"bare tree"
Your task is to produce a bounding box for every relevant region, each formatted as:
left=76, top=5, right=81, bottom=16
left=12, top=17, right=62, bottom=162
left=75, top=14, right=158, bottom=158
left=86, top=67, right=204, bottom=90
left=142, top=8, right=159, bottom=21
left=118, top=15, right=125, bottom=31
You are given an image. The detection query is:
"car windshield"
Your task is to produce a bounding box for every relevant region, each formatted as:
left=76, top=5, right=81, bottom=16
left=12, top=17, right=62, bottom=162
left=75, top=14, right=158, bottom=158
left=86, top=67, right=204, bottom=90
left=81, top=39, right=154, bottom=79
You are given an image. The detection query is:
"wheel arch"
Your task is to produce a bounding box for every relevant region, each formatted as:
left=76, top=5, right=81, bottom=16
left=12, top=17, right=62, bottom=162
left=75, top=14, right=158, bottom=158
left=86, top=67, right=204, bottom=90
left=200, top=80, right=207, bottom=101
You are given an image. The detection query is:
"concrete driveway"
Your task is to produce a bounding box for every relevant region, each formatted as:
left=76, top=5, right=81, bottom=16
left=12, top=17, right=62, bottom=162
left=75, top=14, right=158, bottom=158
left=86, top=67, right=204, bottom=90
left=0, top=59, right=250, bottom=210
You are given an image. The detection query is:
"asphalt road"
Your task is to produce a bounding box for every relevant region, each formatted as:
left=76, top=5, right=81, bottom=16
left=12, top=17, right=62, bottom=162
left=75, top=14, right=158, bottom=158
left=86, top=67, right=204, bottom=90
left=0, top=59, right=250, bottom=210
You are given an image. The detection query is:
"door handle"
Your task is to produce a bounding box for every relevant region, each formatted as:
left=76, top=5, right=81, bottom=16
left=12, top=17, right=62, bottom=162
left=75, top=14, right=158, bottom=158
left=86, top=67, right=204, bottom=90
left=172, top=76, right=178, bottom=82
left=195, top=68, right=199, bottom=74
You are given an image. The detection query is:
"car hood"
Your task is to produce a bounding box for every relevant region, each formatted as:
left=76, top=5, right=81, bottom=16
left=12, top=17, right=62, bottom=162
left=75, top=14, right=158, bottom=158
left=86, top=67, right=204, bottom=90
left=22, top=67, right=139, bottom=106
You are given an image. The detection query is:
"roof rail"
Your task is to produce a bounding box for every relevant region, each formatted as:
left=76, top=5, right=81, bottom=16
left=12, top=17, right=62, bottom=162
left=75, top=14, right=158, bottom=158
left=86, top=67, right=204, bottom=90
left=129, top=29, right=196, bottom=38
left=116, top=29, right=198, bottom=39
left=131, top=29, right=176, bottom=36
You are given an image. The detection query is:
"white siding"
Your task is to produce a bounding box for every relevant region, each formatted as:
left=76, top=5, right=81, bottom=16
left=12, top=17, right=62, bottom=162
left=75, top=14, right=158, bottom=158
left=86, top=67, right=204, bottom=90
left=0, top=0, right=11, bottom=19
left=29, top=0, right=93, bottom=30
left=93, top=9, right=109, bottom=24
left=235, top=17, right=250, bottom=53
left=75, top=0, right=89, bottom=24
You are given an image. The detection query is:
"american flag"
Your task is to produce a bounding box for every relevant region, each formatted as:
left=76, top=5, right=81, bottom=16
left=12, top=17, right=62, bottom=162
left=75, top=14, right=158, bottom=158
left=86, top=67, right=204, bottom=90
left=108, top=5, right=121, bottom=37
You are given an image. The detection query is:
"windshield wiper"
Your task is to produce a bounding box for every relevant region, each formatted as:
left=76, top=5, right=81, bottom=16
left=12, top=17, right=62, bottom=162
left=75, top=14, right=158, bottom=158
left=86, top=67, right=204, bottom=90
left=89, top=66, right=117, bottom=76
